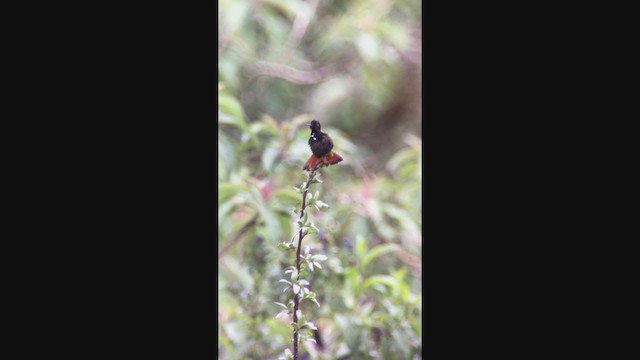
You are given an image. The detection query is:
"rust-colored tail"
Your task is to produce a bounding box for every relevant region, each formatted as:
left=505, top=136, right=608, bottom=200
left=322, top=151, right=343, bottom=166
left=303, top=152, right=343, bottom=171
left=303, top=155, right=319, bottom=171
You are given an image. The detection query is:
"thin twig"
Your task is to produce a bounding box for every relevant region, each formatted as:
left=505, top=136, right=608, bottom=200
left=286, top=0, right=320, bottom=49
left=292, top=168, right=317, bottom=360
left=248, top=61, right=337, bottom=85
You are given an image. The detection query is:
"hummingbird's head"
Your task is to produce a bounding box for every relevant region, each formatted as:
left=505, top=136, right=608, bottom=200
left=308, top=120, right=321, bottom=132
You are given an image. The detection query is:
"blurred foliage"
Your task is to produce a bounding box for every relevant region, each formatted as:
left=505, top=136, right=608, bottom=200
left=219, top=0, right=421, bottom=358
left=219, top=0, right=421, bottom=168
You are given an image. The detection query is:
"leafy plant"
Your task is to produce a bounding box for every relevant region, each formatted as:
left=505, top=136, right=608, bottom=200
left=218, top=0, right=421, bottom=357
left=276, top=167, right=328, bottom=360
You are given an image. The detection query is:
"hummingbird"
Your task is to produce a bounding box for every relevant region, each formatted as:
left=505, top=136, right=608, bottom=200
left=303, top=120, right=343, bottom=171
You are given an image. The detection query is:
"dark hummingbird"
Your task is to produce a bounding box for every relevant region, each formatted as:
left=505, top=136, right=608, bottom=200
left=303, top=120, right=343, bottom=171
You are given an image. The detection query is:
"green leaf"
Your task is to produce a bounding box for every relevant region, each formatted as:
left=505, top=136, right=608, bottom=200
left=217, top=196, right=246, bottom=229
left=386, top=147, right=417, bottom=175
left=218, top=183, right=249, bottom=204
left=262, top=0, right=301, bottom=20
left=257, top=204, right=282, bottom=244
left=363, top=275, right=398, bottom=291
left=277, top=242, right=297, bottom=250
left=393, top=268, right=408, bottom=283
left=378, top=21, right=410, bottom=50
left=345, top=268, right=361, bottom=299
left=312, top=254, right=327, bottom=262
left=274, top=302, right=288, bottom=310
left=399, top=282, right=411, bottom=302
left=219, top=0, right=250, bottom=36
left=218, top=58, right=240, bottom=91
left=362, top=244, right=398, bottom=269
left=306, top=224, right=318, bottom=235
left=355, top=235, right=367, bottom=262
left=249, top=121, right=278, bottom=137
left=218, top=93, right=244, bottom=126
left=261, top=145, right=279, bottom=173
left=303, top=291, right=319, bottom=307
left=218, top=132, right=236, bottom=177
left=218, top=335, right=235, bottom=356
left=284, top=267, right=297, bottom=279
left=275, top=310, right=289, bottom=320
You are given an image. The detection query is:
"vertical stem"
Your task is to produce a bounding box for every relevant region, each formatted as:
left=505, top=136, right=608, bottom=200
left=293, top=169, right=315, bottom=360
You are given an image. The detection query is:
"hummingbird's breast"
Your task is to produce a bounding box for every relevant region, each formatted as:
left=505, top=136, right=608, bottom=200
left=309, top=131, right=333, bottom=157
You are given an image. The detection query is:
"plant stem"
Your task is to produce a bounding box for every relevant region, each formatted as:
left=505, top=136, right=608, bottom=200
left=293, top=169, right=316, bottom=360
